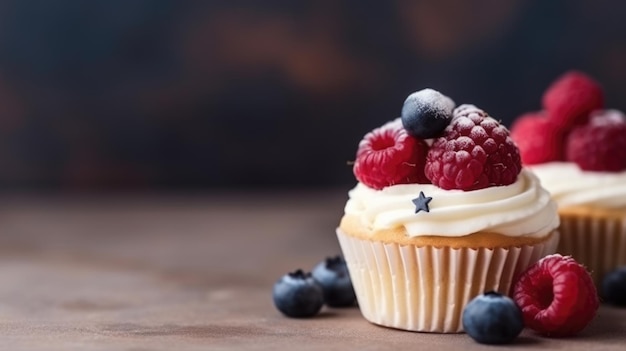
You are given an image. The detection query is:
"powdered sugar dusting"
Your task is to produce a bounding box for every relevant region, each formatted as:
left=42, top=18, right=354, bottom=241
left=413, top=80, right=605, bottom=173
left=470, top=125, right=489, bottom=142
left=590, top=109, right=626, bottom=126
left=404, top=89, right=455, bottom=115
left=453, top=104, right=483, bottom=117
left=454, top=117, right=475, bottom=130
left=480, top=119, right=498, bottom=130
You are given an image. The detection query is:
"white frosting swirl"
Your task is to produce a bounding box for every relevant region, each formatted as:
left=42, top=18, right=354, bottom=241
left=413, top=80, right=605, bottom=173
left=344, top=169, right=559, bottom=238
left=530, top=162, right=626, bottom=208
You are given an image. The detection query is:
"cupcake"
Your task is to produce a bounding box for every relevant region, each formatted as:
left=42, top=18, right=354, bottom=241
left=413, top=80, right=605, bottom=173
left=338, top=89, right=560, bottom=333
left=510, top=71, right=626, bottom=286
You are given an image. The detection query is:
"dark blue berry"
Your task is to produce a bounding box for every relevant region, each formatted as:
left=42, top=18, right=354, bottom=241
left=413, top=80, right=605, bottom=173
left=401, top=88, right=454, bottom=139
left=273, top=269, right=324, bottom=318
left=312, top=256, right=356, bottom=307
left=462, top=291, right=524, bottom=344
left=601, top=266, right=626, bottom=306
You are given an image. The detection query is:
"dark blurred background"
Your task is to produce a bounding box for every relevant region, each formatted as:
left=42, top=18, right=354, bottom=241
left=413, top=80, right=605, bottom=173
left=0, top=0, right=624, bottom=192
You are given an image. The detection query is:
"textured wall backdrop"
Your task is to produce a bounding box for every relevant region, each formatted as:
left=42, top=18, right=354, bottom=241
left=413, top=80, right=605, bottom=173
left=0, top=0, right=624, bottom=190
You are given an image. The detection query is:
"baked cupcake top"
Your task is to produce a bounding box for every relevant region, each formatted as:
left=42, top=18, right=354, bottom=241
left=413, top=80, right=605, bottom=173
left=346, top=89, right=559, bottom=239
left=510, top=71, right=626, bottom=210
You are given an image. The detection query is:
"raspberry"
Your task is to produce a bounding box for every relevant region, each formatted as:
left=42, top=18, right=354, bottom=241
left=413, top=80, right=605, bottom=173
left=510, top=112, right=565, bottom=165
left=542, top=71, right=604, bottom=129
left=424, top=105, right=521, bottom=191
left=353, top=119, right=429, bottom=189
left=513, top=254, right=599, bottom=337
left=565, top=110, right=626, bottom=172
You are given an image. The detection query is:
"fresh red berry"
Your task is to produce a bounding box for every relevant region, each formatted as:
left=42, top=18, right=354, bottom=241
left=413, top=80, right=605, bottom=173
left=510, top=112, right=565, bottom=165
left=513, top=254, right=599, bottom=337
left=424, top=105, right=521, bottom=191
left=542, top=71, right=604, bottom=129
left=353, top=119, right=429, bottom=189
left=565, top=110, right=626, bottom=172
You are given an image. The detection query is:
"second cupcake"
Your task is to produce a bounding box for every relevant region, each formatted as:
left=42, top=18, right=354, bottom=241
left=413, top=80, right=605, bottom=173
left=510, top=71, right=626, bottom=287
left=338, top=89, right=560, bottom=333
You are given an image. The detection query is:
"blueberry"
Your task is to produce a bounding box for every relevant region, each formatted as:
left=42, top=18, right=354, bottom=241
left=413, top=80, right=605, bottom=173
left=273, top=269, right=324, bottom=318
left=602, top=266, right=626, bottom=306
left=312, top=256, right=356, bottom=307
left=462, top=291, right=524, bottom=344
left=401, top=88, right=455, bottom=139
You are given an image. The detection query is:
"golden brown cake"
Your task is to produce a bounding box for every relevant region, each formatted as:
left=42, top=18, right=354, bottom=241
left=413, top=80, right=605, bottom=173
left=510, top=71, right=626, bottom=288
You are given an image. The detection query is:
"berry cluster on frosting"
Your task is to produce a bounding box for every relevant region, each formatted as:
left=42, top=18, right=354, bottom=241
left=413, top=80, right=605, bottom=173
left=510, top=71, right=626, bottom=172
left=353, top=89, right=522, bottom=191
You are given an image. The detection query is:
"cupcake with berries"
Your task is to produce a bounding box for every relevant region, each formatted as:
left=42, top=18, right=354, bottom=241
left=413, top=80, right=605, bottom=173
left=510, top=71, right=626, bottom=287
left=338, top=89, right=560, bottom=333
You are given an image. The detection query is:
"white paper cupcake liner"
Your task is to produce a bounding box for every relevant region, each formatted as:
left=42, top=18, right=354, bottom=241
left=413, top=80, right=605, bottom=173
left=337, top=229, right=559, bottom=333
left=558, top=214, right=626, bottom=286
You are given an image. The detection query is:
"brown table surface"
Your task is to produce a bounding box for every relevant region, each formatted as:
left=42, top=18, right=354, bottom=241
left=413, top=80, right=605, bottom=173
left=0, top=192, right=624, bottom=350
